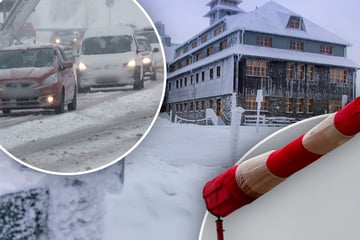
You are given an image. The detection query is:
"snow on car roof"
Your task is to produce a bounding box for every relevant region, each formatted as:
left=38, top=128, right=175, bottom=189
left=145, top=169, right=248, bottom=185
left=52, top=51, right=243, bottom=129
left=0, top=44, right=58, bottom=51
left=83, top=26, right=134, bottom=38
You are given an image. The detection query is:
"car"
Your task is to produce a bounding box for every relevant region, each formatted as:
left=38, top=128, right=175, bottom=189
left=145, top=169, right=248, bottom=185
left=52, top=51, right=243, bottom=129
left=135, top=27, right=162, bottom=70
left=76, top=26, right=145, bottom=92
left=49, top=29, right=76, bottom=46
left=135, top=35, right=158, bottom=81
left=0, top=44, right=77, bottom=114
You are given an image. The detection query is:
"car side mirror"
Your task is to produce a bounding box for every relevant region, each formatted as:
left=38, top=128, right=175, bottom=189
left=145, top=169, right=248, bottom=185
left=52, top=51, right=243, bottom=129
left=153, top=47, right=159, bottom=53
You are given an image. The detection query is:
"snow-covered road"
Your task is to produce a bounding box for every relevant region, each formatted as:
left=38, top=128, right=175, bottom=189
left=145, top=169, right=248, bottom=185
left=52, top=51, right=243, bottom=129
left=0, top=75, right=165, bottom=174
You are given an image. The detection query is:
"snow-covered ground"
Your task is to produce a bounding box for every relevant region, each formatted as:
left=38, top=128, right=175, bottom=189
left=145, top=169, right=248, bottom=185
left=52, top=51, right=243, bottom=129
left=4, top=113, right=360, bottom=239
left=103, top=114, right=280, bottom=240
left=0, top=113, right=280, bottom=239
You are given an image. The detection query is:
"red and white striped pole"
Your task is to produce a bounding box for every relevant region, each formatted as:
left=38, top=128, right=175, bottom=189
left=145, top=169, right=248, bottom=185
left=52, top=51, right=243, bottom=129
left=203, top=97, right=360, bottom=219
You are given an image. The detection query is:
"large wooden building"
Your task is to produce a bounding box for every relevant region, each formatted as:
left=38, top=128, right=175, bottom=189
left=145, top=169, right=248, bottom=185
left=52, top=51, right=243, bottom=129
left=165, top=0, right=358, bottom=124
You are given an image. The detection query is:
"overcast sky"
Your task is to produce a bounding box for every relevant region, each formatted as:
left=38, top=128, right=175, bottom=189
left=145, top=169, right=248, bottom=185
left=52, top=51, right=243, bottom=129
left=137, top=0, right=360, bottom=65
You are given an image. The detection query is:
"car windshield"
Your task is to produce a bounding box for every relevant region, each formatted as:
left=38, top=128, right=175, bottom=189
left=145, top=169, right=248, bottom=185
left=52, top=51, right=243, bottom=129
left=136, top=37, right=152, bottom=51
left=81, top=35, right=132, bottom=55
left=0, top=48, right=55, bottom=69
left=136, top=31, right=158, bottom=44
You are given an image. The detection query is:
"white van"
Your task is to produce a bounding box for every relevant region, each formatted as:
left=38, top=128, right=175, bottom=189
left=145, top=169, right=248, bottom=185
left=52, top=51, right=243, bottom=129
left=76, top=26, right=146, bottom=92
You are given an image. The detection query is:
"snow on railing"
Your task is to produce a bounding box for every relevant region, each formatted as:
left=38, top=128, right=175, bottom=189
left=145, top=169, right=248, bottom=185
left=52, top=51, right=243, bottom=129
left=244, top=115, right=296, bottom=127
left=174, top=108, right=225, bottom=125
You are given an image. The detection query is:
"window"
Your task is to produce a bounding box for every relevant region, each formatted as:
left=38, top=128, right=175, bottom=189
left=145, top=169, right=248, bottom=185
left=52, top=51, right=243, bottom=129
left=176, top=104, right=179, bottom=112
left=261, top=97, right=268, bottom=111
left=175, top=49, right=180, bottom=58
left=201, top=71, right=205, bottom=81
left=216, top=66, right=221, bottom=78
left=191, top=40, right=197, bottom=49
left=210, top=68, right=214, bottom=80
left=196, top=73, right=199, bottom=83
left=176, top=80, right=179, bottom=88
left=201, top=34, right=208, bottom=44
left=183, top=46, right=188, bottom=54
left=287, top=16, right=305, bottom=30
left=297, top=98, right=304, bottom=113
left=209, top=99, right=214, bottom=109
left=214, top=23, right=226, bottom=36
left=201, top=100, right=205, bottom=110
left=320, top=45, right=333, bottom=55
left=190, top=75, right=193, bottom=85
left=179, top=78, right=183, bottom=88
left=169, top=64, right=175, bottom=72
left=329, top=99, right=342, bottom=113
left=184, top=103, right=188, bottom=111
left=195, top=52, right=201, bottom=61
left=168, top=82, right=171, bottom=91
left=178, top=61, right=183, bottom=69
left=184, top=77, right=187, bottom=87
left=195, top=101, right=199, bottom=110
left=297, top=64, right=305, bottom=80
left=257, top=35, right=272, bottom=47
left=307, top=65, right=315, bottom=81
left=219, top=39, right=227, bottom=51
left=290, top=40, right=304, bottom=51
left=289, top=18, right=300, bottom=29
left=246, top=59, right=269, bottom=77
left=186, top=57, right=192, bottom=65
left=307, top=99, right=313, bottom=113
left=287, top=98, right=293, bottom=113
left=246, top=95, right=256, bottom=110
left=206, top=46, right=214, bottom=57
left=287, top=63, right=295, bottom=79
left=330, top=68, right=347, bottom=83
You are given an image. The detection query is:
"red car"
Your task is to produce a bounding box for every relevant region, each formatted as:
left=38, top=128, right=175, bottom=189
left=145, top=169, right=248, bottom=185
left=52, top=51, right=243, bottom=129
left=0, top=44, right=77, bottom=114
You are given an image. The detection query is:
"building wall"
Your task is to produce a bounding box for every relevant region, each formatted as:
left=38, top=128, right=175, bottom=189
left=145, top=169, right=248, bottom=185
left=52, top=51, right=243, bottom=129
left=236, top=57, right=355, bottom=119
left=243, top=31, right=346, bottom=57
left=167, top=57, right=234, bottom=103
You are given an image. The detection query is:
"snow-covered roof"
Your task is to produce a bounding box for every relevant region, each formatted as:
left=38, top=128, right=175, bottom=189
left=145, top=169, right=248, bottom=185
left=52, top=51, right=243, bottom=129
left=164, top=45, right=179, bottom=63
left=168, top=44, right=358, bottom=79
left=176, top=0, right=351, bottom=59
left=224, top=1, right=350, bottom=46
left=206, top=0, right=243, bottom=6
left=84, top=26, right=134, bottom=38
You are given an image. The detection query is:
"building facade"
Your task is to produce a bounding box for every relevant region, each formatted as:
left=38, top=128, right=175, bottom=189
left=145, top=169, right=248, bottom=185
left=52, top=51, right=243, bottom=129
left=165, top=1, right=358, bottom=124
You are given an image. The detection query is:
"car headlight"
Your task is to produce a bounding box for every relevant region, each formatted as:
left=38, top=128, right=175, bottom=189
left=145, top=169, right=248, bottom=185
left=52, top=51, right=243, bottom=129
left=126, top=59, right=137, bottom=68
left=43, top=73, right=58, bottom=84
left=78, top=62, right=88, bottom=71
left=142, top=57, right=152, bottom=65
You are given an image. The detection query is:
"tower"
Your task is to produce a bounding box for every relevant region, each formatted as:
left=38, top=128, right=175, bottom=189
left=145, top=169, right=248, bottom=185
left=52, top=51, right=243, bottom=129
left=204, top=0, right=244, bottom=25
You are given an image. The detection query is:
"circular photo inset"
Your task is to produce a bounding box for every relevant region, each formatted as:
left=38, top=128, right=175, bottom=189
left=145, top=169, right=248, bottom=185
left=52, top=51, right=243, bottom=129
left=0, top=0, right=166, bottom=175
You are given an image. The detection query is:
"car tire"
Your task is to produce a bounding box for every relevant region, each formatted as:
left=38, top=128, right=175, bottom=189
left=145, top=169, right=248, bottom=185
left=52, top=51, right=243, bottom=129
left=76, top=72, right=89, bottom=93
left=68, top=87, right=77, bottom=111
left=2, top=109, right=11, bottom=114
left=133, top=68, right=144, bottom=90
left=55, top=89, right=65, bottom=114
left=151, top=70, right=157, bottom=81
left=151, top=64, right=157, bottom=81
